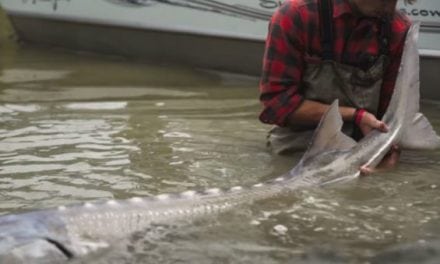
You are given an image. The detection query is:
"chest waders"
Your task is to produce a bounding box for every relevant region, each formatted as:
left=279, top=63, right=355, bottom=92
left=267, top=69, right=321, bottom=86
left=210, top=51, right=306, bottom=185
left=267, top=0, right=390, bottom=155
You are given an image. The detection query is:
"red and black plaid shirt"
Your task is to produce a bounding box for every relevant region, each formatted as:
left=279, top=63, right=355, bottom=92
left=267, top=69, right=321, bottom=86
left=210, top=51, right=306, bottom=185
left=259, top=0, right=411, bottom=126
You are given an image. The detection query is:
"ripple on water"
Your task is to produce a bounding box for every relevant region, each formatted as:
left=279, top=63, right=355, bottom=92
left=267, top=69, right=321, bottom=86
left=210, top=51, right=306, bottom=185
left=0, top=104, right=41, bottom=113
left=0, top=105, right=143, bottom=207
left=64, top=102, right=128, bottom=110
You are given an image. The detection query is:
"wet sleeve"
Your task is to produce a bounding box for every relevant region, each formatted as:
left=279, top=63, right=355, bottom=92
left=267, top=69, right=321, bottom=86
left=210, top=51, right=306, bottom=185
left=258, top=2, right=306, bottom=126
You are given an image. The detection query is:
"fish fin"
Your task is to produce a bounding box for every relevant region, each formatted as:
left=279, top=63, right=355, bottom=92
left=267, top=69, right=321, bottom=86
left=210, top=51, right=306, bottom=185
left=382, top=22, right=421, bottom=125
left=400, top=113, right=440, bottom=150
left=302, top=100, right=356, bottom=161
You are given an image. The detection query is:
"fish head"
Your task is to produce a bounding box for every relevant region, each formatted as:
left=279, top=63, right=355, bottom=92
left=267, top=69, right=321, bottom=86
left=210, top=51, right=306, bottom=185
left=0, top=212, right=73, bottom=263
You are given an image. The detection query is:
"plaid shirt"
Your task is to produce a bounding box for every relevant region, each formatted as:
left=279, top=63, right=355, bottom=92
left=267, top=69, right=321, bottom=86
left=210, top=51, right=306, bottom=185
left=259, top=0, right=411, bottom=126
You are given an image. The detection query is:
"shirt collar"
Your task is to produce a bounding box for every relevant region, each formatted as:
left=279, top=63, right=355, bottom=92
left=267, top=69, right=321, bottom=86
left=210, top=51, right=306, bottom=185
left=333, top=0, right=354, bottom=18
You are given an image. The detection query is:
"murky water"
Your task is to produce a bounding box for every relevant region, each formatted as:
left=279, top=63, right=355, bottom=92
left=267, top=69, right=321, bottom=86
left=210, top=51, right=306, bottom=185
left=1, top=10, right=440, bottom=264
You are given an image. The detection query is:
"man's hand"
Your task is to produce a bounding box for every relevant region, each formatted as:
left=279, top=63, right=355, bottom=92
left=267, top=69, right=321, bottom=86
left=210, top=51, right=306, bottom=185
left=358, top=111, right=389, bottom=136
left=360, top=145, right=401, bottom=175
left=356, top=110, right=400, bottom=175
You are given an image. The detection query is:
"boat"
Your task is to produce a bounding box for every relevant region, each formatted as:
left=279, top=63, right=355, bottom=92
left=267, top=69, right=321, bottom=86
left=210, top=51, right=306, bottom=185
left=0, top=0, right=439, bottom=98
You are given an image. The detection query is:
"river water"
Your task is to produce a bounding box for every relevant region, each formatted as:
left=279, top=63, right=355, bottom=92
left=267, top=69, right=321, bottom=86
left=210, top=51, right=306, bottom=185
left=1, top=10, right=440, bottom=264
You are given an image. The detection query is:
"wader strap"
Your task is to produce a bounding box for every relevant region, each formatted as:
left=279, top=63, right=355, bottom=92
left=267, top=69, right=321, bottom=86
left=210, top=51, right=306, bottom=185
left=319, top=0, right=334, bottom=60
left=319, top=0, right=390, bottom=58
left=379, top=17, right=391, bottom=56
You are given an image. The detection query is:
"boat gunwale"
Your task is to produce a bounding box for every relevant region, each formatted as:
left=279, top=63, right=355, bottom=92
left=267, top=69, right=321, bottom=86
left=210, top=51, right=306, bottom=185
left=2, top=9, right=266, bottom=42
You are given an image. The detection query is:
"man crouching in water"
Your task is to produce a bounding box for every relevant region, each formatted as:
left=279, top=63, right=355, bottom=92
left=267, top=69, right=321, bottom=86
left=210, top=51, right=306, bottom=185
left=259, top=0, right=417, bottom=173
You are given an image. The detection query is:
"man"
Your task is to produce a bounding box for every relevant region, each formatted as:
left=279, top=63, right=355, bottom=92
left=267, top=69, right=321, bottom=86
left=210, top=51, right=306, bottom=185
left=259, top=0, right=417, bottom=171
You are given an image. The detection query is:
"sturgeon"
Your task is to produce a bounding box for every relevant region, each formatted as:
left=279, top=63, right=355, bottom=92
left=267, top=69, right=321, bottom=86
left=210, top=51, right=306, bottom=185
left=0, top=22, right=439, bottom=263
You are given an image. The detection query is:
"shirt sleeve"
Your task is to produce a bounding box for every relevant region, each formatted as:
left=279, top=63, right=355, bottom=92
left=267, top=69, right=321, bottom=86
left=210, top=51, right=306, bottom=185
left=259, top=3, right=306, bottom=126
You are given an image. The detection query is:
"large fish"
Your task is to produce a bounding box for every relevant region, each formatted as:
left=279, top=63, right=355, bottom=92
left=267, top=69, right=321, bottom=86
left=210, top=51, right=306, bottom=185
left=0, top=22, right=438, bottom=263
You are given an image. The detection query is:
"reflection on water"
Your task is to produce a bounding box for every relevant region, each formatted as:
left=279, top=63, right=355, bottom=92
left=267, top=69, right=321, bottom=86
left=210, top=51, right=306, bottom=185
left=0, top=69, right=71, bottom=83
left=0, top=86, right=205, bottom=102
left=1, top=12, right=440, bottom=264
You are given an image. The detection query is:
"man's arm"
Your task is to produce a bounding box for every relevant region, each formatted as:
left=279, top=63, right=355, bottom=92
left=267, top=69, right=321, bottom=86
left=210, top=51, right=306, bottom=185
left=259, top=2, right=305, bottom=126
left=287, top=100, right=389, bottom=134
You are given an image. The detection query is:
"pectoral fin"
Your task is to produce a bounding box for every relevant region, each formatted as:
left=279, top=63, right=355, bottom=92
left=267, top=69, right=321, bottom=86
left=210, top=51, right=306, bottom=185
left=302, top=100, right=357, bottom=161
